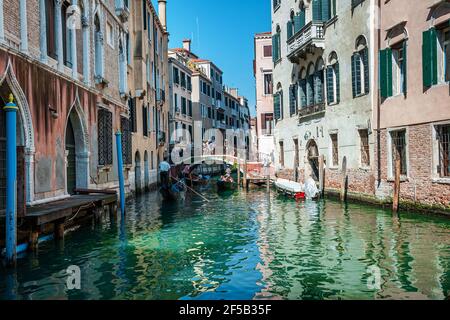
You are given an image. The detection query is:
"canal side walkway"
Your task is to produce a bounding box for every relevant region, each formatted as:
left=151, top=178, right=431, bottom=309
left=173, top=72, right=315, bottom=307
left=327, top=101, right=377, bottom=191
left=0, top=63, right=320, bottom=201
left=1, top=191, right=118, bottom=255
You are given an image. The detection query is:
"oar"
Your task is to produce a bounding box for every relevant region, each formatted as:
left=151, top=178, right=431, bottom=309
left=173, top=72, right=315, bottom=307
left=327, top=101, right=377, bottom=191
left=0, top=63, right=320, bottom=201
left=171, top=176, right=211, bottom=203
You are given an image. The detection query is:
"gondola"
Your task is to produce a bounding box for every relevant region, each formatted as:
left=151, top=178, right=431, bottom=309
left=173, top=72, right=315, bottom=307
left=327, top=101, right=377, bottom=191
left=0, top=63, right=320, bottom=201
left=216, top=179, right=237, bottom=192
left=159, top=181, right=185, bottom=201
left=185, top=175, right=210, bottom=187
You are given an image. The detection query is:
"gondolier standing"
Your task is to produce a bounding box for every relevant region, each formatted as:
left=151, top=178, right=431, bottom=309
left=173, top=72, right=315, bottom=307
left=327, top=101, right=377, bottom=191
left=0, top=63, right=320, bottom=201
left=159, top=157, right=171, bottom=188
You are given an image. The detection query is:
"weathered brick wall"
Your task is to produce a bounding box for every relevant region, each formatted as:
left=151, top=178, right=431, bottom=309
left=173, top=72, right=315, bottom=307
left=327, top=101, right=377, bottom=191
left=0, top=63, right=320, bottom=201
left=376, top=124, right=450, bottom=209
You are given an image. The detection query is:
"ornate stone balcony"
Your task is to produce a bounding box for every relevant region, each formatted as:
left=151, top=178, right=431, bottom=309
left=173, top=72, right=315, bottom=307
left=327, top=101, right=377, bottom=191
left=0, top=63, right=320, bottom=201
left=287, top=22, right=325, bottom=62
left=298, top=103, right=326, bottom=120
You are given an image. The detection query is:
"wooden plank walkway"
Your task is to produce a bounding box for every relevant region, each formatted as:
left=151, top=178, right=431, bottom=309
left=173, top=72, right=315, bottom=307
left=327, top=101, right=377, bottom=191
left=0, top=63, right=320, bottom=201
left=25, top=194, right=117, bottom=226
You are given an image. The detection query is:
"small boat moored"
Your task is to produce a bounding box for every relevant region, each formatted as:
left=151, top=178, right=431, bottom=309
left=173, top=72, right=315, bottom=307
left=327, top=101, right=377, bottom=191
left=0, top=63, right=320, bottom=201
left=275, top=179, right=305, bottom=200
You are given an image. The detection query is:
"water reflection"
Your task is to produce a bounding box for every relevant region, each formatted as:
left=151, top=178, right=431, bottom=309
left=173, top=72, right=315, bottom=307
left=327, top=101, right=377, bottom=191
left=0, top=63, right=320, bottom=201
left=0, top=190, right=449, bottom=300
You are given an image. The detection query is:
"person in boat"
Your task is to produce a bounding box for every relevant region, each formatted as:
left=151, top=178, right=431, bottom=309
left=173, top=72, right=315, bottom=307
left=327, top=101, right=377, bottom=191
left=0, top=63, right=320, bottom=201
left=182, top=164, right=191, bottom=178
left=159, top=157, right=171, bottom=189
left=220, top=167, right=234, bottom=183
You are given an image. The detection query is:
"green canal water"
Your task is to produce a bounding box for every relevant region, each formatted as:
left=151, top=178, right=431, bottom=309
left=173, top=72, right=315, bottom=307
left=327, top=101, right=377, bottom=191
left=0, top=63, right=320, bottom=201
left=1, top=188, right=450, bottom=300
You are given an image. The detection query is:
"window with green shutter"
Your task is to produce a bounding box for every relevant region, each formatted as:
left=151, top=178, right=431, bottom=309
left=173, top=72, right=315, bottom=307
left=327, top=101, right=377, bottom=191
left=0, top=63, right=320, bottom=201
left=380, top=48, right=393, bottom=98
left=274, top=92, right=282, bottom=120
left=287, top=21, right=293, bottom=39
left=422, top=28, right=438, bottom=87
left=335, top=62, right=340, bottom=103
left=326, top=66, right=335, bottom=104
left=289, top=84, right=298, bottom=116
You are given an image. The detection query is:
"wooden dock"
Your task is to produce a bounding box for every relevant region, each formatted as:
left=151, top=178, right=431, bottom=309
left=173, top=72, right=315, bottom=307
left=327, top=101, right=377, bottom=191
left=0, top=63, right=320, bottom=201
left=1, top=191, right=118, bottom=250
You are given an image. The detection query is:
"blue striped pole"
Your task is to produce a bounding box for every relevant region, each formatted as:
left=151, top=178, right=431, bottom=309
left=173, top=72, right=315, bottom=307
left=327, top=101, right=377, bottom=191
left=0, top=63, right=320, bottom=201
left=115, top=130, right=126, bottom=217
left=4, top=94, right=18, bottom=267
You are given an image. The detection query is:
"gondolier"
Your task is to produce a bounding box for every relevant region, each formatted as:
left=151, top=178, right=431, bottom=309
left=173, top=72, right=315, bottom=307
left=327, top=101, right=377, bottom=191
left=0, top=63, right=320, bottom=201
left=159, top=158, right=171, bottom=188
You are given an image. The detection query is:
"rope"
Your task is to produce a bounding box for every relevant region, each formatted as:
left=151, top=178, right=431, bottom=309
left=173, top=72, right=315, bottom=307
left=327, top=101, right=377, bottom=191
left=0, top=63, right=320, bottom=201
left=67, top=202, right=95, bottom=222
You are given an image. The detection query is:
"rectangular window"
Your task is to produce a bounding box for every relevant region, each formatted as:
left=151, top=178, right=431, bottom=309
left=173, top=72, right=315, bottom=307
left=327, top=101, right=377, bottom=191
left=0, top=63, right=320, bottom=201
left=391, top=130, right=407, bottom=176
left=180, top=71, right=186, bottom=88
left=174, top=93, right=178, bottom=112
left=261, top=113, right=274, bottom=135
left=437, top=125, right=450, bottom=177
left=188, top=100, right=192, bottom=117
left=173, top=67, right=179, bottom=84
left=331, top=134, right=339, bottom=167
left=181, top=97, right=187, bottom=115
left=264, top=73, right=273, bottom=95
left=263, top=45, right=273, bottom=57
left=98, top=109, right=113, bottom=166
left=187, top=76, right=192, bottom=91
left=392, top=43, right=406, bottom=96
left=438, top=27, right=450, bottom=83
left=143, top=105, right=148, bottom=137
left=359, top=129, right=370, bottom=167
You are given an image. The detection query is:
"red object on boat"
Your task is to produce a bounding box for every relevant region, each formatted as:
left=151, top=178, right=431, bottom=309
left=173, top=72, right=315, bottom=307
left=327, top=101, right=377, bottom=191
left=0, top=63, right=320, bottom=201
left=295, top=192, right=306, bottom=200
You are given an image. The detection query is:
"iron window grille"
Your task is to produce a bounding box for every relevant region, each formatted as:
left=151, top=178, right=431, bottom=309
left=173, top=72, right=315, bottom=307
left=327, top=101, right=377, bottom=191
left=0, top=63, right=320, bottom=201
left=391, top=130, right=407, bottom=176
left=121, top=117, right=133, bottom=165
left=98, top=109, right=113, bottom=166
left=438, top=125, right=450, bottom=177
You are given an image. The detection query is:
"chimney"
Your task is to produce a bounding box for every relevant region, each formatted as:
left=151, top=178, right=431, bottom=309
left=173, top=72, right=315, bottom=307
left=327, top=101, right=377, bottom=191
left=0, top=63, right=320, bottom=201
left=183, top=39, right=191, bottom=52
left=158, top=0, right=167, bottom=31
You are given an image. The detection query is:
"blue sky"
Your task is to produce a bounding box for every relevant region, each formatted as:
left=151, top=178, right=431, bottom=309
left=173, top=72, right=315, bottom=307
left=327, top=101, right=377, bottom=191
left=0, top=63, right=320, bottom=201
left=153, top=0, right=272, bottom=116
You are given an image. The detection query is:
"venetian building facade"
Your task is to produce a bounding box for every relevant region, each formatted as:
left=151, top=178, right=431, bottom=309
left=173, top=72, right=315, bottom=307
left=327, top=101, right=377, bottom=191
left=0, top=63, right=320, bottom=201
left=0, top=0, right=170, bottom=215
left=254, top=32, right=275, bottom=162
left=375, top=0, right=450, bottom=209
left=271, top=0, right=376, bottom=195
left=127, top=0, right=170, bottom=193
left=0, top=0, right=136, bottom=213
left=168, top=40, right=194, bottom=163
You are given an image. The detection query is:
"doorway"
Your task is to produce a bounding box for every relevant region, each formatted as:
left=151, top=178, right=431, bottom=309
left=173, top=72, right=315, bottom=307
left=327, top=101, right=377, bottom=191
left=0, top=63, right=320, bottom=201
left=306, top=140, right=319, bottom=181
left=66, top=119, right=76, bottom=195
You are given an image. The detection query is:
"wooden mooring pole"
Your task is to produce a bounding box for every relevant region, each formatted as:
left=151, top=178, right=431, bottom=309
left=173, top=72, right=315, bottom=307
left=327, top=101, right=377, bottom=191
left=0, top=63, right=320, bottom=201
left=243, top=161, right=248, bottom=190
left=340, top=156, right=347, bottom=202
left=393, top=156, right=401, bottom=213
left=319, top=155, right=325, bottom=197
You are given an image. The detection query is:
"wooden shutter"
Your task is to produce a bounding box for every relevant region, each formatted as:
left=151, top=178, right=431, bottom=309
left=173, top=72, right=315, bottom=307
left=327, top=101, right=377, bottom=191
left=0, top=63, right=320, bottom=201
left=326, top=66, right=334, bottom=104
left=298, top=10, right=306, bottom=31
left=335, top=62, right=340, bottom=103
left=402, top=41, right=408, bottom=96
left=294, top=14, right=304, bottom=34
left=272, top=35, right=277, bottom=62
left=289, top=84, right=298, bottom=116
left=422, top=28, right=438, bottom=87
left=313, top=0, right=322, bottom=22
left=322, top=0, right=331, bottom=22
left=274, top=93, right=281, bottom=120
left=380, top=48, right=393, bottom=98
left=363, top=47, right=370, bottom=94
left=287, top=21, right=293, bottom=39
left=351, top=54, right=356, bottom=98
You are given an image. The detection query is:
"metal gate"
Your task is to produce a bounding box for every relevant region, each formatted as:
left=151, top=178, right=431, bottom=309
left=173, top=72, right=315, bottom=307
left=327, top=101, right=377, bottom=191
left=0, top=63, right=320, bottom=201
left=66, top=120, right=76, bottom=195
left=0, top=107, right=6, bottom=211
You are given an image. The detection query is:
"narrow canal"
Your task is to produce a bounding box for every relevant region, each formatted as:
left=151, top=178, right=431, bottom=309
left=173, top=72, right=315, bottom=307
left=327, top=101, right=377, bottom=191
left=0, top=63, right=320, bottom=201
left=1, top=188, right=450, bottom=300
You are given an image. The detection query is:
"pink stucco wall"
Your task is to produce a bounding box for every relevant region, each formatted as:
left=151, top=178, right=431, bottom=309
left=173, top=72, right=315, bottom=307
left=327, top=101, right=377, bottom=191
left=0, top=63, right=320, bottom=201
left=376, top=0, right=450, bottom=130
